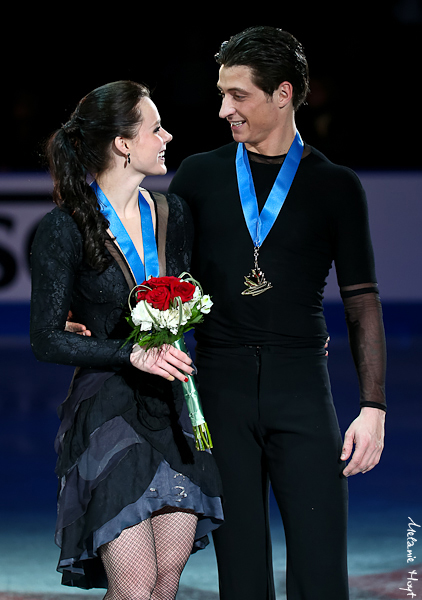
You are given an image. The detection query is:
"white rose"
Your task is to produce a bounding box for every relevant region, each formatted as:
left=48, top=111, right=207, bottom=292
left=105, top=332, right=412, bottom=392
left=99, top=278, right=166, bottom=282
left=181, top=303, right=192, bottom=324
left=162, top=307, right=180, bottom=333
left=199, top=295, right=213, bottom=314
left=192, top=286, right=201, bottom=302
left=131, top=301, right=153, bottom=329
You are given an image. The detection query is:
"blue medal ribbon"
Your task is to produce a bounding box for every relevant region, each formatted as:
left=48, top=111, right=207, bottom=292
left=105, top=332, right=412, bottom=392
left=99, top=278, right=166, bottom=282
left=91, top=181, right=159, bottom=283
left=236, top=130, right=304, bottom=247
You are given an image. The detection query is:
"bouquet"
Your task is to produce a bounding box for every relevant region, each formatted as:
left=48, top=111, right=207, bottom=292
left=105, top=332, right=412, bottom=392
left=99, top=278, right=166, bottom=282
left=125, top=272, right=213, bottom=450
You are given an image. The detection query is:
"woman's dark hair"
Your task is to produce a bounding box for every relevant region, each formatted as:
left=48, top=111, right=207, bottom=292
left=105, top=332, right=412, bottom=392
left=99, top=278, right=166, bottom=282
left=46, top=80, right=150, bottom=271
left=215, top=26, right=310, bottom=111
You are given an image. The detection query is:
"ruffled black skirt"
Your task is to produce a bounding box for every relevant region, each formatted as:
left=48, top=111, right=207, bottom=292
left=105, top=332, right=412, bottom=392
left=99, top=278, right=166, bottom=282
left=54, top=366, right=224, bottom=589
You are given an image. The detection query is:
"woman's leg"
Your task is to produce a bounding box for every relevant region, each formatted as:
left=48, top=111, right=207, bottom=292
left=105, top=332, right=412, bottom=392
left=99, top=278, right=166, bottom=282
left=151, top=507, right=198, bottom=600
left=100, top=519, right=157, bottom=600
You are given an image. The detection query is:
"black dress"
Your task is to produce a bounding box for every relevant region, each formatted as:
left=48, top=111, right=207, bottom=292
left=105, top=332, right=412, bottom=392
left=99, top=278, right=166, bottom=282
left=30, top=191, right=224, bottom=589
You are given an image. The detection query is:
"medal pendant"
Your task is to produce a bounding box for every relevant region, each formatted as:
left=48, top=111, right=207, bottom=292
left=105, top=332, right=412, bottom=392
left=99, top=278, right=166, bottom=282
left=241, top=246, right=272, bottom=296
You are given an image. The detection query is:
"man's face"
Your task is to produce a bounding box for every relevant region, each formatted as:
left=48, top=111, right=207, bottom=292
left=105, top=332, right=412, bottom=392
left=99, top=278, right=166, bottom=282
left=217, top=64, right=285, bottom=154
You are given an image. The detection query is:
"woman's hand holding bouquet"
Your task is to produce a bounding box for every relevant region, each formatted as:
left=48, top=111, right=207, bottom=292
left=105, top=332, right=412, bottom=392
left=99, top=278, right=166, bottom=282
left=126, top=273, right=213, bottom=450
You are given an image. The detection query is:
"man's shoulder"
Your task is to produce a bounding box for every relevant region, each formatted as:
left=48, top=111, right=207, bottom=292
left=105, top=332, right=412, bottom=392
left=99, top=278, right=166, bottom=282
left=307, top=145, right=348, bottom=170
left=306, top=145, right=363, bottom=189
left=168, top=142, right=238, bottom=201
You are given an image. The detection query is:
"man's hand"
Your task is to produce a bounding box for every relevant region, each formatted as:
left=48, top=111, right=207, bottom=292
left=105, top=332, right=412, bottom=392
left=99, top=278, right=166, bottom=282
left=341, top=407, right=385, bottom=477
left=65, top=311, right=91, bottom=336
left=325, top=336, right=330, bottom=356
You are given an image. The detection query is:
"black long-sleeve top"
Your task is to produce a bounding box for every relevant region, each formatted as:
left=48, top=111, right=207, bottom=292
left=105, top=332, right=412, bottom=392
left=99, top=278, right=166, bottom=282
left=169, top=143, right=376, bottom=347
left=30, top=193, right=193, bottom=369
left=169, top=142, right=386, bottom=410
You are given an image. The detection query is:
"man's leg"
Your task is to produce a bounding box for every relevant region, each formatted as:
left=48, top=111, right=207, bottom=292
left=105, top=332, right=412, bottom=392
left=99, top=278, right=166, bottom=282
left=260, top=350, right=349, bottom=600
left=196, top=346, right=276, bottom=600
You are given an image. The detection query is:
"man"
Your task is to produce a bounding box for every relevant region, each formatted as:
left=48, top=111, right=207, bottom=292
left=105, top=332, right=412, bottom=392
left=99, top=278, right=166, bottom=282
left=167, top=26, right=386, bottom=600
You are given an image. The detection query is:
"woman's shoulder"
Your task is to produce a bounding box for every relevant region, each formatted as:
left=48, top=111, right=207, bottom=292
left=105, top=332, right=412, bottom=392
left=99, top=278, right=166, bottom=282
left=32, top=205, right=83, bottom=256
left=38, top=205, right=79, bottom=230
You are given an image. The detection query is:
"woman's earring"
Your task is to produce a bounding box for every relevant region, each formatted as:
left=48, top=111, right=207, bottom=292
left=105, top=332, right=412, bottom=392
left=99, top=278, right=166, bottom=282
left=127, top=153, right=131, bottom=165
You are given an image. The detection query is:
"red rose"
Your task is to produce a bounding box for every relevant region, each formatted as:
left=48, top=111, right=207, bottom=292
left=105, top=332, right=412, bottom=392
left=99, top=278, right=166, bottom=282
left=136, top=283, right=151, bottom=301
left=136, top=277, right=177, bottom=302
left=147, top=276, right=180, bottom=289
left=136, top=289, right=148, bottom=301
left=144, top=286, right=171, bottom=311
left=170, top=281, right=195, bottom=302
left=134, top=276, right=195, bottom=306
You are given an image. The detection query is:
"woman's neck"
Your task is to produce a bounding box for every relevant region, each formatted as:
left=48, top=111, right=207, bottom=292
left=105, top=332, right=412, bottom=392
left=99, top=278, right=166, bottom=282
left=96, top=168, right=144, bottom=219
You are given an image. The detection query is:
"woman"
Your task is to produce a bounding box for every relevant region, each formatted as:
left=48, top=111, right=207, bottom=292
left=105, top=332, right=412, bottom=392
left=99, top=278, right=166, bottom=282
left=30, top=80, right=223, bottom=599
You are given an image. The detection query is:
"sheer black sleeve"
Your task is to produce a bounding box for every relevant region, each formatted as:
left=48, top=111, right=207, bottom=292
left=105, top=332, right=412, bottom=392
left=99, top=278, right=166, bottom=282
left=341, top=284, right=387, bottom=412
left=30, top=208, right=132, bottom=369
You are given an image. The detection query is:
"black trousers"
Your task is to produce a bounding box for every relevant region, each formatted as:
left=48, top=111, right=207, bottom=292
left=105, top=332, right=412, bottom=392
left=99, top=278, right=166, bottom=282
left=195, top=344, right=349, bottom=600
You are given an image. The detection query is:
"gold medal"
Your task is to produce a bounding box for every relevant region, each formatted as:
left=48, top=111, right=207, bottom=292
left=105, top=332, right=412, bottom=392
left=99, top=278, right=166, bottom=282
left=236, top=132, right=304, bottom=298
left=241, top=246, right=272, bottom=296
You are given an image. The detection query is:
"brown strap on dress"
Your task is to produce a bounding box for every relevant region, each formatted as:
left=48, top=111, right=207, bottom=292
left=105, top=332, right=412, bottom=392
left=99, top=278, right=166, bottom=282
left=105, top=238, right=136, bottom=291
left=104, top=191, right=169, bottom=289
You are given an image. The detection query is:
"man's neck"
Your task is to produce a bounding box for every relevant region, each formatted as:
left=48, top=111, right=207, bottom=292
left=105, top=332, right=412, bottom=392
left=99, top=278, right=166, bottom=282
left=245, top=116, right=297, bottom=157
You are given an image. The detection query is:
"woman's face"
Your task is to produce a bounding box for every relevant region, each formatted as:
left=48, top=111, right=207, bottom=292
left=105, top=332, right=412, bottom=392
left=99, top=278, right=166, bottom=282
left=128, top=98, right=173, bottom=177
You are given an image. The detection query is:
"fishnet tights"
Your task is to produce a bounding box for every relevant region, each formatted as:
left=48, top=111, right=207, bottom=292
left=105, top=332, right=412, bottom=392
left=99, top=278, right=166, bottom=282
left=100, top=508, right=198, bottom=600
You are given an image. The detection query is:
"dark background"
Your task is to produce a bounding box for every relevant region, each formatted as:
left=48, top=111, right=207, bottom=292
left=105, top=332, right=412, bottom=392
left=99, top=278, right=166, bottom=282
left=1, top=3, right=421, bottom=175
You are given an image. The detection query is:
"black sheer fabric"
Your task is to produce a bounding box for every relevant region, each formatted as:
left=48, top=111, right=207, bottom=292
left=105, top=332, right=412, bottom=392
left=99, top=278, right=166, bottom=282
left=341, top=284, right=387, bottom=411
left=247, top=150, right=287, bottom=165
left=247, top=143, right=311, bottom=165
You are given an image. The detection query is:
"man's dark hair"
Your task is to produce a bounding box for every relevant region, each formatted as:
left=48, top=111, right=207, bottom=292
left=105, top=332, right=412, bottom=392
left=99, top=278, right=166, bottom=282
left=215, top=26, right=310, bottom=111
